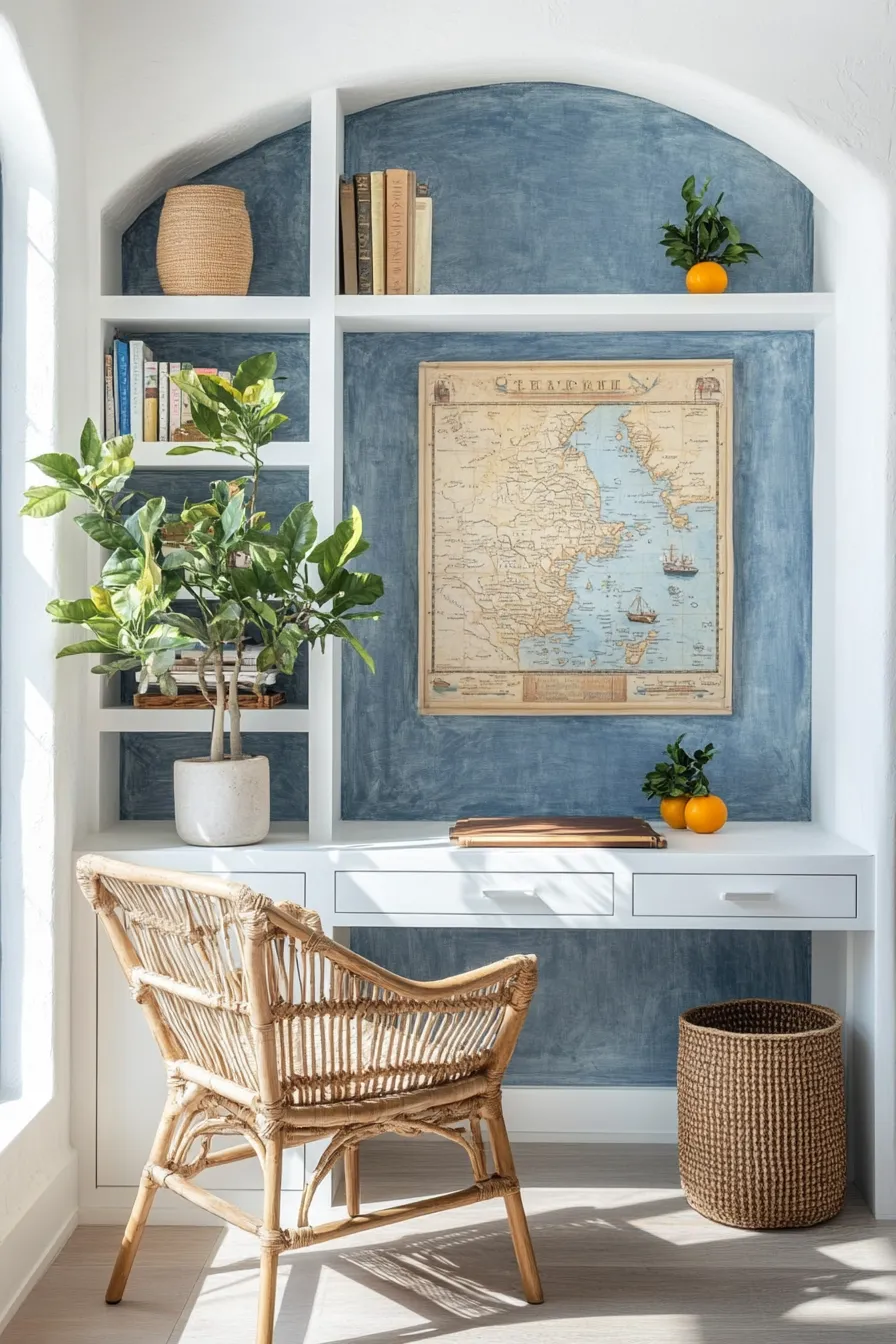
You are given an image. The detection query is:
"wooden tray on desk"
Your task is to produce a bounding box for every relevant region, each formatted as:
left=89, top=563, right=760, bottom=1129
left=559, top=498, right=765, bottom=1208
left=450, top=815, right=667, bottom=848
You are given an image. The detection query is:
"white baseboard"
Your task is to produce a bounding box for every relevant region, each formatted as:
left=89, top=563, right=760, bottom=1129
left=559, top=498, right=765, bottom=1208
left=0, top=1149, right=78, bottom=1332
left=502, top=1086, right=678, bottom=1142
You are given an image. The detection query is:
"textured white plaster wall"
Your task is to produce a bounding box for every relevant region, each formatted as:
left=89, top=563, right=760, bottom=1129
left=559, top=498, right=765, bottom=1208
left=0, top=0, right=84, bottom=1325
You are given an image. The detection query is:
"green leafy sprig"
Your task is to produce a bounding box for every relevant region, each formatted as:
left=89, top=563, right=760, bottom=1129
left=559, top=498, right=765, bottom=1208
left=659, top=176, right=761, bottom=270
left=642, top=734, right=716, bottom=800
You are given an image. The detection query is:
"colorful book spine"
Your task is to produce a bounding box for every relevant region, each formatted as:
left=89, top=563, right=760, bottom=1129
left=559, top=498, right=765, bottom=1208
left=413, top=193, right=433, bottom=295
left=158, top=362, right=169, bottom=442
left=370, top=170, right=385, bottom=295
left=406, top=170, right=417, bottom=293
left=385, top=169, right=411, bottom=295
left=339, top=176, right=358, bottom=295
left=129, top=340, right=152, bottom=441
left=143, top=361, right=159, bottom=442
left=168, top=362, right=182, bottom=436
left=354, top=173, right=373, bottom=295
left=103, top=354, right=115, bottom=439
left=114, top=338, right=130, bottom=435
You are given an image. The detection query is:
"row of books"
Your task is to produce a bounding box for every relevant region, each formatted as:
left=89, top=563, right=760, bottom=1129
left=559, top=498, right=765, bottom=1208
left=102, top=340, right=226, bottom=443
left=339, top=169, right=432, bottom=295
left=148, top=647, right=277, bottom=689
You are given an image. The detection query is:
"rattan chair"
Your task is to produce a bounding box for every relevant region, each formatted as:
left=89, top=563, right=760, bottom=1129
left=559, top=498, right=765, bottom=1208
left=77, top=854, right=543, bottom=1344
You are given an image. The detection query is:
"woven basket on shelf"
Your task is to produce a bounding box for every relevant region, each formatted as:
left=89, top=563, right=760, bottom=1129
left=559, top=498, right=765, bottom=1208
left=156, top=185, right=253, bottom=295
left=678, top=998, right=846, bottom=1230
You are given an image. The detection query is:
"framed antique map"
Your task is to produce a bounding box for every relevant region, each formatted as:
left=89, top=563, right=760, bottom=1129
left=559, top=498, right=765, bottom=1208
left=418, top=359, right=733, bottom=715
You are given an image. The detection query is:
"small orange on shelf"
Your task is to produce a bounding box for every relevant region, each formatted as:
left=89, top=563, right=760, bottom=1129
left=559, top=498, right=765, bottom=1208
left=685, top=260, right=728, bottom=294
left=659, top=796, right=690, bottom=830
left=684, top=794, right=728, bottom=834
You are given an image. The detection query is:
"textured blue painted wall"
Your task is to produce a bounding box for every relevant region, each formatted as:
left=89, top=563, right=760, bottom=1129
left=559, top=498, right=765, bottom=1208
left=116, top=332, right=309, bottom=440
left=345, top=84, right=813, bottom=294
left=343, top=331, right=813, bottom=821
left=122, top=123, right=311, bottom=296
left=120, top=733, right=308, bottom=821
left=349, top=928, right=812, bottom=1085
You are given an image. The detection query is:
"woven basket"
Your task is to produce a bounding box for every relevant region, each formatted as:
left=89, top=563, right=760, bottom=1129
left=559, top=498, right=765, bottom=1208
left=156, top=185, right=253, bottom=296
left=678, top=998, right=846, bottom=1229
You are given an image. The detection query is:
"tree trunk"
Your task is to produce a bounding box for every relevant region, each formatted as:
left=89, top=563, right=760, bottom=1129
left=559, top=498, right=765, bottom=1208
left=228, top=655, right=243, bottom=761
left=210, top=651, right=226, bottom=762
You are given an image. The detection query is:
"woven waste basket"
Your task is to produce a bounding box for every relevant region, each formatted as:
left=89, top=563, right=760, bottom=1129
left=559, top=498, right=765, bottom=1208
left=156, top=185, right=253, bottom=295
left=678, top=998, right=846, bottom=1229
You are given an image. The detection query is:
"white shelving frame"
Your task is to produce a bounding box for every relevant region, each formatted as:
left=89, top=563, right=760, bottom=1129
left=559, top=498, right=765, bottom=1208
left=86, top=88, right=835, bottom=842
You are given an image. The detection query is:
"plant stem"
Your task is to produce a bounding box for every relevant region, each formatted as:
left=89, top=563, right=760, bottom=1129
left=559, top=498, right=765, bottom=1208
left=211, top=650, right=226, bottom=763
left=228, top=652, right=243, bottom=761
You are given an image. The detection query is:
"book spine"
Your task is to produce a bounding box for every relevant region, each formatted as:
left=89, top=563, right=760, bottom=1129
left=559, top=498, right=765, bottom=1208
left=370, top=171, right=385, bottom=295
left=103, top=354, right=116, bottom=440
left=143, top=361, right=159, bottom=442
left=406, top=170, right=416, bottom=294
left=339, top=176, right=358, bottom=295
left=158, top=362, right=169, bottom=442
left=385, top=169, right=409, bottom=294
left=129, top=340, right=152, bottom=441
left=354, top=173, right=373, bottom=295
left=413, top=195, right=433, bottom=295
left=168, top=362, right=182, bottom=435
left=115, top=339, right=130, bottom=436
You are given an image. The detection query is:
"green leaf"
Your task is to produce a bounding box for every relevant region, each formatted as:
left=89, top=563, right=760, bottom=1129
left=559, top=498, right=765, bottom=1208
left=29, top=453, right=82, bottom=486
left=331, top=570, right=384, bottom=609
left=246, top=598, right=278, bottom=626
left=279, top=501, right=318, bottom=566
left=75, top=514, right=137, bottom=551
left=220, top=490, right=245, bottom=542
left=57, top=639, right=108, bottom=657
left=232, top=352, right=277, bottom=392
left=46, top=597, right=98, bottom=624
left=21, top=485, right=68, bottom=517
left=199, top=375, right=243, bottom=412
left=188, top=397, right=223, bottom=442
left=330, top=620, right=375, bottom=671
left=681, top=175, right=696, bottom=201
left=91, top=656, right=141, bottom=675
left=165, top=444, right=212, bottom=457
left=80, top=420, right=103, bottom=467
left=308, top=506, right=364, bottom=580
left=103, top=434, right=135, bottom=460
left=255, top=645, right=277, bottom=673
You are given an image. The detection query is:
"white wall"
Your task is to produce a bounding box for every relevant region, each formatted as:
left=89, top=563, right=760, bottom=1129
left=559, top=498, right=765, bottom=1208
left=0, top=0, right=84, bottom=1327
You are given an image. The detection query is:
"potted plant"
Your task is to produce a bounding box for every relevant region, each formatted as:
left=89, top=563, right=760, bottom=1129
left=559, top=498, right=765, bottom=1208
left=21, top=353, right=383, bottom=846
left=659, top=176, right=761, bottom=293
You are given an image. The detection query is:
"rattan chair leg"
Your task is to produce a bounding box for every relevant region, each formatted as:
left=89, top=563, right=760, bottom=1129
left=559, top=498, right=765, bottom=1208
left=345, top=1144, right=360, bottom=1218
left=256, top=1137, right=283, bottom=1344
left=106, top=1098, right=180, bottom=1304
left=486, top=1108, right=544, bottom=1305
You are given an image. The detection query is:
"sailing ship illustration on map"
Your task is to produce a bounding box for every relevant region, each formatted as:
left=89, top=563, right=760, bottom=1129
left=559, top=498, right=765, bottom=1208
left=627, top=594, right=657, bottom=624
left=419, top=359, right=733, bottom=715
left=662, top=544, right=699, bottom=577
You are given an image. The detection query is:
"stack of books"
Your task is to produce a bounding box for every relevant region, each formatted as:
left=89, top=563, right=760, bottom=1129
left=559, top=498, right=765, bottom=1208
left=103, top=341, right=229, bottom=443
left=146, top=646, right=278, bottom=690
left=339, top=169, right=432, bottom=295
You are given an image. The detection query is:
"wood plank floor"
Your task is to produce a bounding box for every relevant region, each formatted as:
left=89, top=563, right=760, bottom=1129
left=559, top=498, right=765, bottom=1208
left=6, top=1144, right=896, bottom=1342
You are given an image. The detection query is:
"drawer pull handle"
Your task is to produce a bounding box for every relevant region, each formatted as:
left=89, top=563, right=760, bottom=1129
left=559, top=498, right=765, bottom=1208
left=720, top=891, right=774, bottom=902
left=481, top=888, right=539, bottom=900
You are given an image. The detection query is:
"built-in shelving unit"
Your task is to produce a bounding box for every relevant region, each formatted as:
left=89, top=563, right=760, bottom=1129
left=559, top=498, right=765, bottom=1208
left=86, top=86, right=834, bottom=845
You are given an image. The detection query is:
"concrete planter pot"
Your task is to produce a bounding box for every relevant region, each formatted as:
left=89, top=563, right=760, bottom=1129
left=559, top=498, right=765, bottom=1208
left=173, top=754, right=270, bottom=847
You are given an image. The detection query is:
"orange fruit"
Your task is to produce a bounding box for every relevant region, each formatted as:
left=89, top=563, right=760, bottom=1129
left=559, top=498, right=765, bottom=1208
left=659, top=796, right=690, bottom=829
left=684, top=794, right=728, bottom=833
left=686, top=260, right=728, bottom=294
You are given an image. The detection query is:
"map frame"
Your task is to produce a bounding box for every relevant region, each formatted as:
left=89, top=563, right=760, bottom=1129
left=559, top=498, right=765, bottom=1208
left=418, top=358, right=734, bottom=716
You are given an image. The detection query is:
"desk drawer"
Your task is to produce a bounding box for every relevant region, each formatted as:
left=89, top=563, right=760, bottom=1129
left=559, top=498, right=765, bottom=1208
left=335, top=870, right=614, bottom=917
left=632, top=873, right=857, bottom=919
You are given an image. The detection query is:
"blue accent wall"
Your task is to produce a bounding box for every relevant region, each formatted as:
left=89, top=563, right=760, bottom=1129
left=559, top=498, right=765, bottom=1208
left=117, top=332, right=309, bottom=440
left=120, top=733, right=308, bottom=821
left=349, top=928, right=812, bottom=1085
left=342, top=331, right=813, bottom=821
left=344, top=83, right=813, bottom=294
left=122, top=123, right=311, bottom=296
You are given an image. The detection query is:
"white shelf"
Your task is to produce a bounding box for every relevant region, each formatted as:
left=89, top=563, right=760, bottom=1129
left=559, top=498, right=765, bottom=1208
left=96, top=707, right=311, bottom=733
left=99, top=295, right=312, bottom=333
left=130, top=441, right=312, bottom=468
left=336, top=292, right=834, bottom=333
